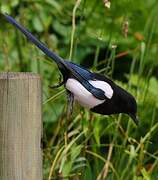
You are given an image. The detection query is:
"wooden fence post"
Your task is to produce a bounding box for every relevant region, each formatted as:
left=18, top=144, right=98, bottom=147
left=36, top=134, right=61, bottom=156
left=0, top=72, right=42, bottom=180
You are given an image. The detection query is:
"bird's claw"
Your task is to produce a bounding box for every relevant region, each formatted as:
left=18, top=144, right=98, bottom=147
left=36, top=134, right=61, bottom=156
left=49, top=74, right=64, bottom=89
left=49, top=81, right=64, bottom=89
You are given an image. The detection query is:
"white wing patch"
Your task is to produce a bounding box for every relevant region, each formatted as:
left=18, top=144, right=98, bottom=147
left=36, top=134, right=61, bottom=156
left=65, top=78, right=113, bottom=109
left=89, top=80, right=113, bottom=99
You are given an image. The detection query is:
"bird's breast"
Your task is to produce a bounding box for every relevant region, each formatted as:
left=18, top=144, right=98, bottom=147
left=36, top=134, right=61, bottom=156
left=65, top=78, right=113, bottom=109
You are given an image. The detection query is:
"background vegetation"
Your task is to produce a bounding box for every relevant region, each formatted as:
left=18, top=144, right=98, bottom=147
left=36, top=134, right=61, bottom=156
left=0, top=0, right=158, bottom=179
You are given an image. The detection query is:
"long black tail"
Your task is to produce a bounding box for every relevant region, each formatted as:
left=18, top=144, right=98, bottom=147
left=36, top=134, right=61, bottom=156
left=4, top=14, right=65, bottom=68
left=3, top=14, right=106, bottom=100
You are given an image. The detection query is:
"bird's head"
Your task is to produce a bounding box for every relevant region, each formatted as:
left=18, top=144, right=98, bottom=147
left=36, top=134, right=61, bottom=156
left=125, top=95, right=139, bottom=125
left=116, top=86, right=139, bottom=125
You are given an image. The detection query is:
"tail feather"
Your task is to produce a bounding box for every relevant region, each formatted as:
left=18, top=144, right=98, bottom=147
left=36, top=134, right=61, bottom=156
left=3, top=14, right=106, bottom=100
left=4, top=14, right=64, bottom=67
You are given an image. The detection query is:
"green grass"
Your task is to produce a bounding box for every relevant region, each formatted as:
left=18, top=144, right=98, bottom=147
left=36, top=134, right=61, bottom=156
left=1, top=0, right=158, bottom=179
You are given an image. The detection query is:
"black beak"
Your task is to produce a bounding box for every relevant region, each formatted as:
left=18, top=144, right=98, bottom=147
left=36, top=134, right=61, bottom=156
left=129, top=113, right=139, bottom=126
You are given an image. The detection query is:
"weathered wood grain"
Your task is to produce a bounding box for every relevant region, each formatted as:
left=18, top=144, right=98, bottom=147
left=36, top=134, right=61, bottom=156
left=0, top=73, right=42, bottom=180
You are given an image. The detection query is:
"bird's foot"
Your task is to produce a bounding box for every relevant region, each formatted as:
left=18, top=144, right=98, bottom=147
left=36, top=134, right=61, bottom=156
left=49, top=81, right=64, bottom=89
left=49, top=74, right=65, bottom=89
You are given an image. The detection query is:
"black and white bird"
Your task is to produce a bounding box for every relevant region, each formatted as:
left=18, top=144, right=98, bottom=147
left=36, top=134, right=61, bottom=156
left=3, top=14, right=138, bottom=125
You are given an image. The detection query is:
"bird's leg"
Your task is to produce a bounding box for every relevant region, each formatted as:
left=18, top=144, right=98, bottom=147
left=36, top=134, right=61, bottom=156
left=49, top=74, right=65, bottom=89
left=66, top=91, right=74, bottom=118
left=64, top=91, right=74, bottom=146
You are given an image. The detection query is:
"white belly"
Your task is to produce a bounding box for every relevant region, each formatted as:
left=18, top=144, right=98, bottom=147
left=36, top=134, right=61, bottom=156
left=65, top=78, right=113, bottom=109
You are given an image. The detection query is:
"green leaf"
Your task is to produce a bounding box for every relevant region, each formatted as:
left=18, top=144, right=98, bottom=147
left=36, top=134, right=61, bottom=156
left=32, top=16, right=43, bottom=32
left=71, top=145, right=83, bottom=161
left=149, top=77, right=158, bottom=97
left=62, top=159, right=73, bottom=177
left=141, top=168, right=151, bottom=180
left=11, top=0, right=19, bottom=7
left=1, top=4, right=11, bottom=14
left=45, top=0, right=61, bottom=11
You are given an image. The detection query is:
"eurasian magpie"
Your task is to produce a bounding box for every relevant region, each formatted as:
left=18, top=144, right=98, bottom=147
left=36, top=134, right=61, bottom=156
left=3, top=14, right=138, bottom=125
